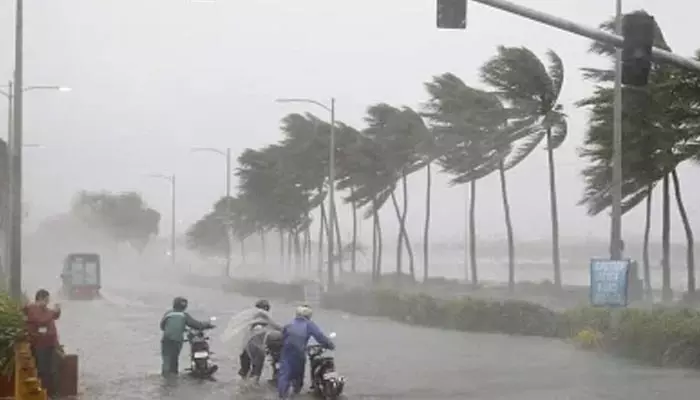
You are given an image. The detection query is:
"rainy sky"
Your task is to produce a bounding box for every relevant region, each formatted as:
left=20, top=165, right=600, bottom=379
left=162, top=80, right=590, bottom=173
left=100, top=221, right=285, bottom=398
left=0, top=0, right=697, bottom=244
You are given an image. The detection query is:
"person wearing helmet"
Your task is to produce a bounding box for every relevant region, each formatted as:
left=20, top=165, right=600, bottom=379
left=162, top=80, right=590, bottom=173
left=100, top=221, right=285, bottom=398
left=277, top=304, right=334, bottom=399
left=238, top=299, right=283, bottom=382
left=160, top=297, right=214, bottom=377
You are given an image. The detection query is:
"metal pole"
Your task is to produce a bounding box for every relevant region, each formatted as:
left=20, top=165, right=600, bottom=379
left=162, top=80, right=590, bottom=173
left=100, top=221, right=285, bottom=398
left=610, top=0, right=623, bottom=260
left=327, top=98, right=336, bottom=288
left=225, top=148, right=232, bottom=276
left=472, top=0, right=700, bottom=72
left=171, top=175, right=176, bottom=265
left=6, top=81, right=12, bottom=150
left=3, top=81, right=11, bottom=289
left=9, top=0, right=23, bottom=300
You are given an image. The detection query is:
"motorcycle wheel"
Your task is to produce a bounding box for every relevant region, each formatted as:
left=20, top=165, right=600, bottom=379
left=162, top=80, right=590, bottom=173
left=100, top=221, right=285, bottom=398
left=194, top=360, right=208, bottom=377
left=322, top=381, right=341, bottom=400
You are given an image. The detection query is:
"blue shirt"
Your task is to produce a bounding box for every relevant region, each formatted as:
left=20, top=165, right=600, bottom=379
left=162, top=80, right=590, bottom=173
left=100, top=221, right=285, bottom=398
left=282, top=317, right=335, bottom=355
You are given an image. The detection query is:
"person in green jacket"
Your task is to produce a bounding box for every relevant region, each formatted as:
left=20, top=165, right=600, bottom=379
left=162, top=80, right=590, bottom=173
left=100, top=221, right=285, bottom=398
left=160, top=296, right=214, bottom=377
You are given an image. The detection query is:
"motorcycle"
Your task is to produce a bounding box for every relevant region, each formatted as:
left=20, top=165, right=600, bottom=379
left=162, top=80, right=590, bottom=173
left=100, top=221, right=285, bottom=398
left=307, top=332, right=345, bottom=399
left=264, top=328, right=283, bottom=385
left=185, top=316, right=219, bottom=380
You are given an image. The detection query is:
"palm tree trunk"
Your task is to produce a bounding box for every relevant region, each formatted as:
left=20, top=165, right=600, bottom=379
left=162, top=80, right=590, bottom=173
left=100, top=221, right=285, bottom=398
left=279, top=229, right=284, bottom=272
left=423, top=162, right=432, bottom=282
left=294, top=231, right=302, bottom=275
left=332, top=204, right=343, bottom=273
left=305, top=227, right=312, bottom=274
left=287, top=231, right=294, bottom=276
left=390, top=191, right=404, bottom=276
left=498, top=162, right=515, bottom=292
left=240, top=238, right=246, bottom=264
left=318, top=204, right=327, bottom=281
left=259, top=230, right=266, bottom=265
left=351, top=189, right=358, bottom=274
left=469, top=180, right=478, bottom=286
left=545, top=128, right=562, bottom=288
left=401, top=173, right=415, bottom=281
left=661, top=174, right=672, bottom=302
left=376, top=205, right=383, bottom=280
left=671, top=169, right=695, bottom=294
left=372, top=203, right=378, bottom=281
left=642, top=186, right=653, bottom=300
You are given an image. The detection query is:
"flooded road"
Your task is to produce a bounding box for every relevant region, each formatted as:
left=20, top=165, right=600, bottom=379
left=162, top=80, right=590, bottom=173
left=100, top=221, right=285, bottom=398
left=26, top=263, right=700, bottom=399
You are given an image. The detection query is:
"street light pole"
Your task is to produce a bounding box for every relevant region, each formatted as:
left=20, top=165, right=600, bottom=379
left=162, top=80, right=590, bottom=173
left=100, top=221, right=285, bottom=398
left=611, top=0, right=623, bottom=260
left=191, top=147, right=233, bottom=276
left=275, top=97, right=337, bottom=288
left=9, top=0, right=24, bottom=300
left=328, top=98, right=336, bottom=288
left=147, top=174, right=176, bottom=265
left=0, top=75, right=70, bottom=295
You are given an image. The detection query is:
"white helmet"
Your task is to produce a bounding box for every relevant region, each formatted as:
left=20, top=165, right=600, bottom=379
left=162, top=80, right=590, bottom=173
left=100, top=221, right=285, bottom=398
left=295, top=304, right=313, bottom=319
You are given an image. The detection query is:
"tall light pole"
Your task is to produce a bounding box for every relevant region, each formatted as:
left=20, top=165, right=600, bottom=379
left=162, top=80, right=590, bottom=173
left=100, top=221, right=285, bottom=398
left=610, top=0, right=623, bottom=260
left=0, top=66, right=70, bottom=299
left=191, top=147, right=233, bottom=276
left=275, top=97, right=336, bottom=288
left=147, top=174, right=177, bottom=265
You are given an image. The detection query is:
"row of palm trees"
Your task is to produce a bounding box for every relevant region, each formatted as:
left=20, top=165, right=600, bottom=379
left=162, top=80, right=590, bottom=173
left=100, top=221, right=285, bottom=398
left=188, top=45, right=569, bottom=290
left=187, top=14, right=700, bottom=295
left=577, top=18, right=700, bottom=300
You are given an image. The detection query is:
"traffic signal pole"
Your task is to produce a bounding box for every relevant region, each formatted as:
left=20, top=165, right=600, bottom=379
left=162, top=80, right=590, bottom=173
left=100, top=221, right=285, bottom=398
left=469, top=0, right=700, bottom=73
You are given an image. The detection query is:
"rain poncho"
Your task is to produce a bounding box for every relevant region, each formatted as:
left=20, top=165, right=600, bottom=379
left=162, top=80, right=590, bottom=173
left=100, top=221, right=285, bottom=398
left=223, top=308, right=282, bottom=380
left=277, top=317, right=334, bottom=398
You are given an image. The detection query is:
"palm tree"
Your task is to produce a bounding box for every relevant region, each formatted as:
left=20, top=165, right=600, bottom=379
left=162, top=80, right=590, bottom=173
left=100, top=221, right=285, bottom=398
left=479, top=46, right=568, bottom=288
left=422, top=72, right=538, bottom=290
left=422, top=73, right=493, bottom=285
left=578, top=13, right=700, bottom=299
left=361, top=104, right=420, bottom=281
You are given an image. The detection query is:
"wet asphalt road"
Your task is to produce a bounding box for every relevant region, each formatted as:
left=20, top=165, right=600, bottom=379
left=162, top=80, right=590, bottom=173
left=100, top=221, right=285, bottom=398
left=26, top=263, right=700, bottom=400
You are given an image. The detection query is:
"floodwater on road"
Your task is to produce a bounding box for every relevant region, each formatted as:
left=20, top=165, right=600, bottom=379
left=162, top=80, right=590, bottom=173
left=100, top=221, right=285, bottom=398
left=26, top=264, right=700, bottom=400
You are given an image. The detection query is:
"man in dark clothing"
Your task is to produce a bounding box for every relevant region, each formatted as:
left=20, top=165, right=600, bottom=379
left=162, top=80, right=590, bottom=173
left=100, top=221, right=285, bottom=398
left=23, top=289, right=61, bottom=397
left=160, top=296, right=214, bottom=377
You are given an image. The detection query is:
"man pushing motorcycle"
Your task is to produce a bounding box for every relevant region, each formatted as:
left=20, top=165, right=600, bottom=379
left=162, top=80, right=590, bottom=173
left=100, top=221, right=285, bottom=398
left=160, top=296, right=215, bottom=377
left=238, top=299, right=283, bottom=383
left=277, top=304, right=335, bottom=399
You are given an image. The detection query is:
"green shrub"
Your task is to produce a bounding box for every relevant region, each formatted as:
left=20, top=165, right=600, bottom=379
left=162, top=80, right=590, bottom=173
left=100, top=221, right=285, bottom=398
left=224, top=278, right=700, bottom=369
left=0, top=291, right=24, bottom=377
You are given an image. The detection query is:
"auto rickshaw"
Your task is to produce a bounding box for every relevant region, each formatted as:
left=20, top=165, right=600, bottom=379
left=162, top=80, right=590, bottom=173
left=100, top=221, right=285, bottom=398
left=60, top=253, right=101, bottom=300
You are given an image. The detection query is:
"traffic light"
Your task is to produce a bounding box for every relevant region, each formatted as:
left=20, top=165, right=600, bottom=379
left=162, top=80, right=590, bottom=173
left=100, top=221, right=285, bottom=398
left=621, top=12, right=655, bottom=86
left=437, top=0, right=467, bottom=30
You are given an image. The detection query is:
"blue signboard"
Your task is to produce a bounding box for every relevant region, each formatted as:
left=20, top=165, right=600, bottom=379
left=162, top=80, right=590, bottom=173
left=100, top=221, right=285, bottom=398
left=590, top=259, right=630, bottom=307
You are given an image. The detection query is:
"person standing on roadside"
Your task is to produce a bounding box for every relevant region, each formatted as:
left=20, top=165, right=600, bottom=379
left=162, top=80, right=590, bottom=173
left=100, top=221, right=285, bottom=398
left=23, top=289, right=61, bottom=398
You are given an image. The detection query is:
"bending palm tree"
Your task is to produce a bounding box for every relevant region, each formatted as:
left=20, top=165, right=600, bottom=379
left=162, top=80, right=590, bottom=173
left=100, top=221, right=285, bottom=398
left=480, top=46, right=568, bottom=288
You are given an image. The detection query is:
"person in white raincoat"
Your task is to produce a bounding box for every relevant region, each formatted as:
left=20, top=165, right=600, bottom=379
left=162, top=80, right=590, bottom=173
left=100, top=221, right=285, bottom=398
left=236, top=299, right=283, bottom=383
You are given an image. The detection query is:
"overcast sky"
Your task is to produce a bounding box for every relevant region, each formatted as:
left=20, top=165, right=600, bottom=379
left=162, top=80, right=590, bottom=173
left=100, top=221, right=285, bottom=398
left=0, top=0, right=697, bottom=244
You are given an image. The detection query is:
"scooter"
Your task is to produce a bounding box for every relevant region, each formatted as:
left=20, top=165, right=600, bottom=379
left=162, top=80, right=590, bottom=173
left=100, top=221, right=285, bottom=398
left=307, top=332, right=345, bottom=399
left=185, top=316, right=219, bottom=380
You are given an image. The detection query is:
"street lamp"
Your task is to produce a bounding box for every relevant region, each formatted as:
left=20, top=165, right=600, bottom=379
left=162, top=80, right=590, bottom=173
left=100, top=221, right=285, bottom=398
left=146, top=173, right=177, bottom=265
left=275, top=97, right=337, bottom=288
left=0, top=83, right=71, bottom=146
left=0, top=77, right=70, bottom=298
left=191, top=147, right=233, bottom=276
left=610, top=0, right=624, bottom=261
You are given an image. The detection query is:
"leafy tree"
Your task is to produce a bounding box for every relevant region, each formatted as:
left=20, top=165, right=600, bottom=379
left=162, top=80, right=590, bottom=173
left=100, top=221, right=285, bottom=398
left=577, top=13, right=700, bottom=299
left=72, top=191, right=160, bottom=252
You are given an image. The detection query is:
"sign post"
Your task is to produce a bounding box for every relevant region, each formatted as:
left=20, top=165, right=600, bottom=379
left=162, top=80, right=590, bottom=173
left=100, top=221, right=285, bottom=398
left=590, top=258, right=631, bottom=307
left=590, top=258, right=631, bottom=331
